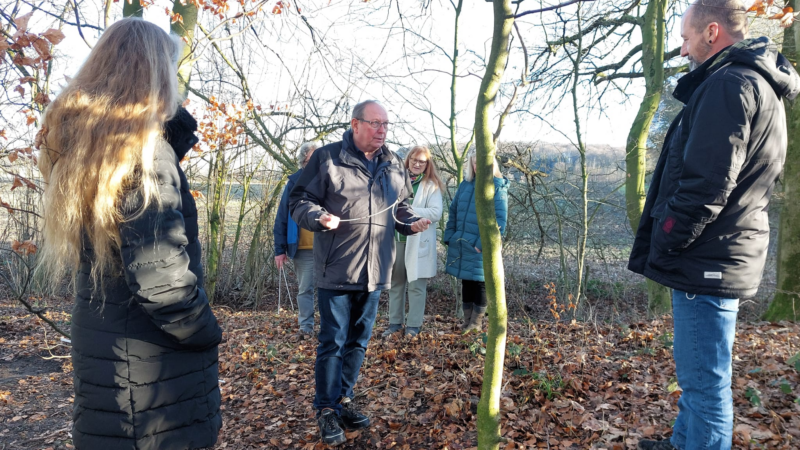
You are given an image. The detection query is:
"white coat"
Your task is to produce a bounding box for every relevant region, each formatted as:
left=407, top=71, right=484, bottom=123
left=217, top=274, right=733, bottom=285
left=404, top=178, right=443, bottom=282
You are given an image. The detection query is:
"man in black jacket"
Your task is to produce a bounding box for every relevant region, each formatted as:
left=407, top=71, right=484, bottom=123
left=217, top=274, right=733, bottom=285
left=630, top=2, right=800, bottom=450
left=289, top=100, right=431, bottom=446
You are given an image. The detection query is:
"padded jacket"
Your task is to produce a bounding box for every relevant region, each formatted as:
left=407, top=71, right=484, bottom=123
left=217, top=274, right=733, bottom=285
left=288, top=129, right=421, bottom=291
left=628, top=37, right=800, bottom=298
left=444, top=177, right=509, bottom=282
left=71, top=109, right=222, bottom=449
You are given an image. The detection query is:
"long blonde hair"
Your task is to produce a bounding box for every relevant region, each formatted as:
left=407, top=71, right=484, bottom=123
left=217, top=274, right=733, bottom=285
left=405, top=146, right=445, bottom=191
left=37, top=18, right=180, bottom=289
left=463, top=148, right=502, bottom=182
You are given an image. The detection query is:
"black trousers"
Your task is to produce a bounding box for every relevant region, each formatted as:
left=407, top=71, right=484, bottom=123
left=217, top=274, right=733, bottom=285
left=461, top=279, right=487, bottom=308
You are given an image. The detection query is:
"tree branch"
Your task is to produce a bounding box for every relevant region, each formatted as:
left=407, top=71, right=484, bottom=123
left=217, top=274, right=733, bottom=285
left=515, top=0, right=596, bottom=18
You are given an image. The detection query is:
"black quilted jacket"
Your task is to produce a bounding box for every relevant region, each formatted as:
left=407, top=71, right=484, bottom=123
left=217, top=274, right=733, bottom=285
left=71, top=109, right=222, bottom=449
left=628, top=38, right=800, bottom=298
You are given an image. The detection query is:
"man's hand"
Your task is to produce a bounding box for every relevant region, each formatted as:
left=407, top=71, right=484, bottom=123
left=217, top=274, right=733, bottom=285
left=274, top=254, right=289, bottom=269
left=319, top=213, right=340, bottom=230
left=410, top=218, right=432, bottom=233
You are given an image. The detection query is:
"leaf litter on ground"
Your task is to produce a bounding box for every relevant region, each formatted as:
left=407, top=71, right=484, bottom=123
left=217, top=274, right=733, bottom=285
left=0, top=296, right=799, bottom=449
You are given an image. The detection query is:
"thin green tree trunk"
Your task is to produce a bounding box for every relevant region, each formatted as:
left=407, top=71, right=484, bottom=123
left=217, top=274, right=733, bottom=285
left=122, top=0, right=143, bottom=17
left=205, top=148, right=227, bottom=303
left=244, top=176, right=286, bottom=284
left=765, top=5, right=800, bottom=322
left=625, top=0, right=671, bottom=316
left=227, top=174, right=253, bottom=284
left=473, top=1, right=513, bottom=448
left=450, top=0, right=466, bottom=185
left=170, top=1, right=198, bottom=98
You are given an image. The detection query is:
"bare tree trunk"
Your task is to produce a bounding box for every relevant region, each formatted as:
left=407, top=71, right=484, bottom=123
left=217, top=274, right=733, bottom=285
left=170, top=0, right=198, bottom=98
left=473, top=1, right=513, bottom=448
left=122, top=0, right=143, bottom=17
left=625, top=0, right=671, bottom=316
left=449, top=0, right=467, bottom=184
left=765, top=3, right=800, bottom=322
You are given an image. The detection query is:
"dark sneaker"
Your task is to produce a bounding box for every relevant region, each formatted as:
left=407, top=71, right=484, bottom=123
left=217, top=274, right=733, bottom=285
left=317, top=408, right=346, bottom=446
left=381, top=323, right=403, bottom=338
left=339, top=397, right=370, bottom=430
left=405, top=327, right=420, bottom=337
left=637, top=439, right=676, bottom=450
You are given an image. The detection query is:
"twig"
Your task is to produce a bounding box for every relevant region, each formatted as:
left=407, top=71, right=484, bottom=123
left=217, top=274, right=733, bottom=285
left=19, top=427, right=70, bottom=444
left=515, top=0, right=596, bottom=18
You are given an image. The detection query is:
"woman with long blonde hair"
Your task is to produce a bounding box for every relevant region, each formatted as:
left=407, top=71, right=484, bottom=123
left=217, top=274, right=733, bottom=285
left=37, top=18, right=222, bottom=450
left=383, top=146, right=444, bottom=337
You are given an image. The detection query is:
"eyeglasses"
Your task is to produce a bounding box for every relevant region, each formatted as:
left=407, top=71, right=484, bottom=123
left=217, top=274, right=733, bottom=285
left=409, top=158, right=428, bottom=167
left=356, top=118, right=391, bottom=130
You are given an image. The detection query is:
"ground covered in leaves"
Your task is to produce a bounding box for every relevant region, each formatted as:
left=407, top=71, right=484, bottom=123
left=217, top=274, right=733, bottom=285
left=1, top=296, right=799, bottom=449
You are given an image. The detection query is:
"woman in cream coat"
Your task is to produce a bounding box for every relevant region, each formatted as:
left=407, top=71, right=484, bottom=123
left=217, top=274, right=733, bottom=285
left=384, top=146, right=445, bottom=337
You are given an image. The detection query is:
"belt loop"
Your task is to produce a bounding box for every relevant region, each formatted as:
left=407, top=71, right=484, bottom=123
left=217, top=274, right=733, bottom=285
left=686, top=292, right=696, bottom=300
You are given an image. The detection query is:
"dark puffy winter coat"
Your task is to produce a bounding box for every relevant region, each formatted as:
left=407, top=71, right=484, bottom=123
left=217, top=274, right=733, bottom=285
left=444, top=177, right=509, bottom=282
left=628, top=37, right=800, bottom=298
left=288, top=129, right=421, bottom=291
left=273, top=169, right=303, bottom=259
left=71, top=109, right=223, bottom=449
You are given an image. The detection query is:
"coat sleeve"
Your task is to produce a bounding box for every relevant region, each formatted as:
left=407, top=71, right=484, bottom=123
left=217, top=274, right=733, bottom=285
left=495, top=178, right=509, bottom=237
left=443, top=184, right=461, bottom=245
left=289, top=150, right=329, bottom=232
left=272, top=178, right=292, bottom=256
left=628, top=110, right=683, bottom=274
left=118, top=154, right=221, bottom=350
left=654, top=78, right=754, bottom=253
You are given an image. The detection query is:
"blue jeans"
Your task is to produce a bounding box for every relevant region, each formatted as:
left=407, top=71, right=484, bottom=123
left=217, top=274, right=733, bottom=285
left=671, top=290, right=739, bottom=450
left=313, top=288, right=380, bottom=414
left=293, top=250, right=316, bottom=332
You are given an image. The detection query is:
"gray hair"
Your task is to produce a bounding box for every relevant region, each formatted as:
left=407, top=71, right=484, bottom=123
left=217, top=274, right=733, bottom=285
left=352, top=100, right=382, bottom=120
left=297, top=141, right=320, bottom=168
left=463, top=148, right=502, bottom=182
left=690, top=0, right=747, bottom=39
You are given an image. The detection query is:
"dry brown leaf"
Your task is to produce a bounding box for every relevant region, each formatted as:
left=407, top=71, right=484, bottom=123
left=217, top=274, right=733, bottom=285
left=41, top=29, right=65, bottom=45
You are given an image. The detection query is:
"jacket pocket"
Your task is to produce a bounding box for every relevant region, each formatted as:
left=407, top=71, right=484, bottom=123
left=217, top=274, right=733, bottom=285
left=418, top=237, right=430, bottom=258
left=322, top=234, right=337, bottom=277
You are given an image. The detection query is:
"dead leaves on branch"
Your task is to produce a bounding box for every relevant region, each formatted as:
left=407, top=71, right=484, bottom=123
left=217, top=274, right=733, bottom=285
left=749, top=0, right=797, bottom=27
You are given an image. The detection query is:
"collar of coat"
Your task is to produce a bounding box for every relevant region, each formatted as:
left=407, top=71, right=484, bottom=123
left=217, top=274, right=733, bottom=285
left=339, top=129, right=397, bottom=172
left=673, top=36, right=800, bottom=105
left=164, top=107, right=200, bottom=160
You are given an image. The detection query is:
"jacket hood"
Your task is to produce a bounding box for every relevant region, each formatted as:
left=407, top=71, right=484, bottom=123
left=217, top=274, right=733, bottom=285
left=164, top=107, right=200, bottom=160
left=674, top=36, right=800, bottom=104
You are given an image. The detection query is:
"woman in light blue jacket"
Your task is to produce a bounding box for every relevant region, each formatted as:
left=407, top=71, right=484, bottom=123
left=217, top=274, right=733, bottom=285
left=444, top=149, right=509, bottom=333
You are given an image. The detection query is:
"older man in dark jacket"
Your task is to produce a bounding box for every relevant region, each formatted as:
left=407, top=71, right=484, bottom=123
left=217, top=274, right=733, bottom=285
left=629, top=2, right=800, bottom=450
left=289, top=100, right=430, bottom=446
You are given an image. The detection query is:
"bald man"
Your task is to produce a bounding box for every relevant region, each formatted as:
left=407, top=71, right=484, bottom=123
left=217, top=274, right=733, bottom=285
left=629, top=1, right=800, bottom=449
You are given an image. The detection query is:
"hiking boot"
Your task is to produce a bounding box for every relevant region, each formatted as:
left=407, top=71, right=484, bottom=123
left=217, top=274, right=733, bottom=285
left=637, top=439, right=676, bottom=450
left=317, top=408, right=346, bottom=446
left=462, top=306, right=486, bottom=334
left=339, top=397, right=370, bottom=430
left=461, top=303, right=474, bottom=331
left=405, top=327, right=420, bottom=337
left=299, top=328, right=314, bottom=340
left=381, top=323, right=403, bottom=338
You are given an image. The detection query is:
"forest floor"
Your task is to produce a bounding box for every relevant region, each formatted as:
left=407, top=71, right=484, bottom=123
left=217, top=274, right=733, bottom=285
left=1, top=292, right=799, bottom=450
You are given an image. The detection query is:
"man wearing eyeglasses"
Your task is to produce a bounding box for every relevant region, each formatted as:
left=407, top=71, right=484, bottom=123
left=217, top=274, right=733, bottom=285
left=289, top=100, right=431, bottom=446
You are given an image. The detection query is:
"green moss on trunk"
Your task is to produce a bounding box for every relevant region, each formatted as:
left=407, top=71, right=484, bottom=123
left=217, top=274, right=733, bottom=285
left=473, top=1, right=513, bottom=449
